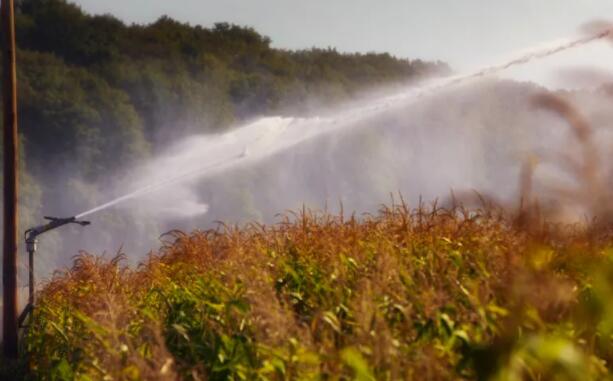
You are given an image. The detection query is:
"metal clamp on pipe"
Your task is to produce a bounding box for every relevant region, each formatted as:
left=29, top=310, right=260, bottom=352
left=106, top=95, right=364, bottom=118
left=18, top=216, right=90, bottom=328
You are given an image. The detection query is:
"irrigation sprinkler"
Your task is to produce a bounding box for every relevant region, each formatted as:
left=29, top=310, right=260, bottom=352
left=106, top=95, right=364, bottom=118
left=18, top=216, right=90, bottom=328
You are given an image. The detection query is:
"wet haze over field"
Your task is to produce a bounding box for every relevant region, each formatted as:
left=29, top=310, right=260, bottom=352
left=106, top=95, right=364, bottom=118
left=58, top=30, right=613, bottom=265
left=75, top=30, right=612, bottom=220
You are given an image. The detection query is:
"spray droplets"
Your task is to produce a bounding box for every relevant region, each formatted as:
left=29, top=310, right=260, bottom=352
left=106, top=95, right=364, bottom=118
left=74, top=30, right=612, bottom=220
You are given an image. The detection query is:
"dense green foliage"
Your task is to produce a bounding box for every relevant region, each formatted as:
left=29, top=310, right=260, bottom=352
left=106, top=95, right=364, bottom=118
left=14, top=0, right=447, bottom=183
left=12, top=205, right=613, bottom=380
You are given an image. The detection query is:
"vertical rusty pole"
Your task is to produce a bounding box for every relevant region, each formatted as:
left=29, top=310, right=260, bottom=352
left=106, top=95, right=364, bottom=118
left=1, top=0, right=19, bottom=358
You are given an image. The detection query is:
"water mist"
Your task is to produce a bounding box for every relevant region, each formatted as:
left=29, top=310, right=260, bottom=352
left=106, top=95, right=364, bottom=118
left=74, top=29, right=612, bottom=222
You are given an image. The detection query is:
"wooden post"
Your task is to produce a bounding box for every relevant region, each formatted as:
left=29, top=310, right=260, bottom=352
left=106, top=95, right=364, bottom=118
left=2, top=0, right=19, bottom=358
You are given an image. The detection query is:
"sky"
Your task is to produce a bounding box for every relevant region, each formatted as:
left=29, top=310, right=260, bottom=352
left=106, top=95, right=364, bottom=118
left=72, top=0, right=613, bottom=88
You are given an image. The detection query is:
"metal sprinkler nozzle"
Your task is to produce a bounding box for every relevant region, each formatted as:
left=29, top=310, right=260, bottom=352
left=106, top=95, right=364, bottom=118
left=26, top=216, right=90, bottom=239
left=25, top=216, right=90, bottom=256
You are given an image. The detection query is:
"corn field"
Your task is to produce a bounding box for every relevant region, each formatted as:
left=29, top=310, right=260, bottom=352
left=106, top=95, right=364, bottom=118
left=8, top=200, right=612, bottom=380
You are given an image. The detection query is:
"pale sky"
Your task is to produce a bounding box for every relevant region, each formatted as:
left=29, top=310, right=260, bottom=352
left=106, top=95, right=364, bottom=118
left=72, top=0, right=613, bottom=88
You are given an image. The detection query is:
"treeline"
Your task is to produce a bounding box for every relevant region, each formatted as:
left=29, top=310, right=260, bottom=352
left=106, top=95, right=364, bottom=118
left=13, top=0, right=449, bottom=183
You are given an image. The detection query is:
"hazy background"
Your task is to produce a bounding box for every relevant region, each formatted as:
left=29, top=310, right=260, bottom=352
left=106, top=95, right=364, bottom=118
left=71, top=0, right=613, bottom=88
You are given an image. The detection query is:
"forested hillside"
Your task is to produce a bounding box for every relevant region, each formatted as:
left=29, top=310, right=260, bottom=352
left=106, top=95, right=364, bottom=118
left=13, top=0, right=449, bottom=184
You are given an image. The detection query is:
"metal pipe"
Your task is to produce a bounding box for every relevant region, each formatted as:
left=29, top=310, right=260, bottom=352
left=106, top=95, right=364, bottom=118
left=28, top=247, right=34, bottom=306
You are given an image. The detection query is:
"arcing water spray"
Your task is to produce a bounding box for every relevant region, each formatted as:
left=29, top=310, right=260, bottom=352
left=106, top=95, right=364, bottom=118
left=73, top=28, right=613, bottom=220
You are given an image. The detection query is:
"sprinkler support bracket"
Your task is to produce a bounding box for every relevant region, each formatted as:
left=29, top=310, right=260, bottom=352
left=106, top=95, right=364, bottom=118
left=18, top=216, right=90, bottom=328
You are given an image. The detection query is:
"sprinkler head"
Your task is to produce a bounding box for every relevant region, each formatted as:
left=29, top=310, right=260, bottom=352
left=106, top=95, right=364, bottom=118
left=44, top=216, right=91, bottom=226
left=26, top=216, right=91, bottom=242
